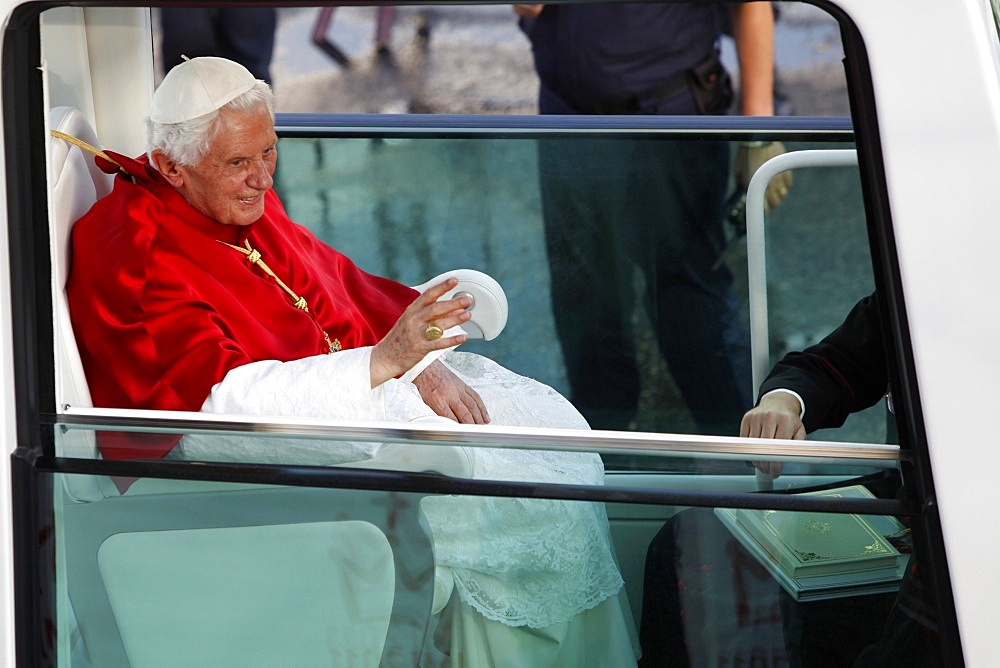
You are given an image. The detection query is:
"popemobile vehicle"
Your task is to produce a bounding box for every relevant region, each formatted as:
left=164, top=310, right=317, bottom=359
left=2, top=0, right=999, bottom=665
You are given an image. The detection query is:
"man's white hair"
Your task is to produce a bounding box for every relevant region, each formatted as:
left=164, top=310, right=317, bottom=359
left=146, top=80, right=275, bottom=167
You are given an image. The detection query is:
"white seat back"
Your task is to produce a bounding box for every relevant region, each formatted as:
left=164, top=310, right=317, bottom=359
left=63, top=485, right=436, bottom=665
left=48, top=106, right=117, bottom=500
left=48, top=106, right=112, bottom=413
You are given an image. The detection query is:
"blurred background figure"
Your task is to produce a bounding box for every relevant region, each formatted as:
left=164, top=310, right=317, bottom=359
left=312, top=6, right=401, bottom=67
left=514, top=2, right=791, bottom=435
left=160, top=7, right=278, bottom=82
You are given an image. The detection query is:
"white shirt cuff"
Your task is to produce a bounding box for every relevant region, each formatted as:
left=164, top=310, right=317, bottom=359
left=760, top=388, right=806, bottom=420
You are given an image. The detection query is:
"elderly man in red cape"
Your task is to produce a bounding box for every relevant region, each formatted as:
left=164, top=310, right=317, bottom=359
left=66, top=57, right=639, bottom=665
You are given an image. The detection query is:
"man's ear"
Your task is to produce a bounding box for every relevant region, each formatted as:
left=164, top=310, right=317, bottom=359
left=150, top=150, right=184, bottom=188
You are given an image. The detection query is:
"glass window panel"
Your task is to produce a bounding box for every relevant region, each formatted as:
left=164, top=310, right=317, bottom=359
left=631, top=504, right=943, bottom=666
left=49, top=428, right=934, bottom=666
left=16, top=0, right=951, bottom=663
left=762, top=146, right=882, bottom=445
left=274, top=134, right=879, bottom=444
left=54, top=473, right=438, bottom=665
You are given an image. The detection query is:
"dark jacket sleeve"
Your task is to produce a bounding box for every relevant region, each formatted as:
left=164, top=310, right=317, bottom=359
left=757, top=294, right=889, bottom=433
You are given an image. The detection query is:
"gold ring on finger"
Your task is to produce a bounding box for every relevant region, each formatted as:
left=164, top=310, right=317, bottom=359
left=425, top=323, right=444, bottom=341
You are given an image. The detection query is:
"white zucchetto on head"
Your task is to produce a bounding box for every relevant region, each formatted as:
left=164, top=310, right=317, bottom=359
left=149, top=56, right=257, bottom=124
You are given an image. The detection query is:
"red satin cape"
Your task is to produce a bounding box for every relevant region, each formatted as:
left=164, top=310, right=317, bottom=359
left=67, top=152, right=417, bottom=460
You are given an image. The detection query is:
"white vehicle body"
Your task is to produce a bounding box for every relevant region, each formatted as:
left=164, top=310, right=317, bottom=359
left=1, top=0, right=998, bottom=665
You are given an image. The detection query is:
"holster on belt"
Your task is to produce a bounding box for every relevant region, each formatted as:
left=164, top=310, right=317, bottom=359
left=591, top=52, right=734, bottom=115
left=683, top=52, right=734, bottom=114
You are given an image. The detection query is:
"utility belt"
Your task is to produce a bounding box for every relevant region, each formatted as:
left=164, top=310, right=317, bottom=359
left=590, top=52, right=734, bottom=115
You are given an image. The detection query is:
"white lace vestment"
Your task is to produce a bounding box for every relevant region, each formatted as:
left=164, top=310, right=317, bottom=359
left=196, top=349, right=625, bottom=630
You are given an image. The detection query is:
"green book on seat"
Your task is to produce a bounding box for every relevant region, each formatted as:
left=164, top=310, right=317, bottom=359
left=715, top=485, right=908, bottom=601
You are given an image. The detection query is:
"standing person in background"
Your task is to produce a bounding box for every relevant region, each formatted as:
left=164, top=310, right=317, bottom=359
left=159, top=7, right=278, bottom=83
left=515, top=2, right=791, bottom=435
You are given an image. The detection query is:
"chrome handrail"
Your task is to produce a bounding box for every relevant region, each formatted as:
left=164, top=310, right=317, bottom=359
left=55, top=405, right=901, bottom=466
left=745, top=149, right=860, bottom=395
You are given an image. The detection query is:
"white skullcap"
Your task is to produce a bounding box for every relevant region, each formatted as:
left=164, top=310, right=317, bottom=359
left=150, top=56, right=256, bottom=124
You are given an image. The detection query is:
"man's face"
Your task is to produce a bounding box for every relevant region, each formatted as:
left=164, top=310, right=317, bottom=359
left=168, top=106, right=278, bottom=227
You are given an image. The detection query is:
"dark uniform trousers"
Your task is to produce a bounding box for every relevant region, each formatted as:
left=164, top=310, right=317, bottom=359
left=536, top=81, right=750, bottom=435
left=523, top=3, right=751, bottom=435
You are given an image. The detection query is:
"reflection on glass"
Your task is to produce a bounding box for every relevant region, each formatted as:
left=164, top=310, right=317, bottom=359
left=275, top=136, right=874, bottom=443
left=51, top=423, right=908, bottom=664
left=56, top=479, right=436, bottom=665
left=637, top=502, right=942, bottom=666
left=53, top=470, right=638, bottom=665
left=51, top=459, right=938, bottom=666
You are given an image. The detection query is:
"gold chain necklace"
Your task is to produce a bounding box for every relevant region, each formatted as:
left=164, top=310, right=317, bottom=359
left=218, top=239, right=341, bottom=353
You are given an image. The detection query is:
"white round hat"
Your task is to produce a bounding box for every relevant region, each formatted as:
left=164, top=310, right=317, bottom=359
left=150, top=56, right=257, bottom=124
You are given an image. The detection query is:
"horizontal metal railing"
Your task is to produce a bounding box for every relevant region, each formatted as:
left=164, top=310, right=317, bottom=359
left=55, top=405, right=902, bottom=466
left=39, top=406, right=912, bottom=515
left=274, top=112, right=854, bottom=137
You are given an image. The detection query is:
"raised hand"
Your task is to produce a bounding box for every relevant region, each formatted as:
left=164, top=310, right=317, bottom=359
left=370, top=277, right=472, bottom=387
